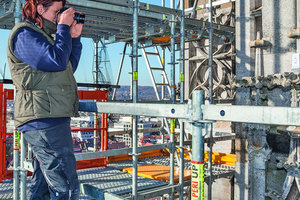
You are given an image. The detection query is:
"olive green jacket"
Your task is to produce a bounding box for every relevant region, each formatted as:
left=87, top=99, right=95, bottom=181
left=7, top=21, right=79, bottom=127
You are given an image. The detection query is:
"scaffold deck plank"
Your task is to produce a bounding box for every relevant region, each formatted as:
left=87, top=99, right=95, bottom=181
left=122, top=164, right=192, bottom=182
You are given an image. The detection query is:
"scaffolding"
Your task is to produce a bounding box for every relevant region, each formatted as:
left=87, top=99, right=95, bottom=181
left=0, top=0, right=240, bottom=199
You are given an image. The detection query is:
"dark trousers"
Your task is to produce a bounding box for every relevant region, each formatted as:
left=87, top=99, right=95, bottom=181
left=22, top=122, right=80, bottom=200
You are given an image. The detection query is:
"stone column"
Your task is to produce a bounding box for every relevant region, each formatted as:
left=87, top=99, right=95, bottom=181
left=247, top=124, right=272, bottom=200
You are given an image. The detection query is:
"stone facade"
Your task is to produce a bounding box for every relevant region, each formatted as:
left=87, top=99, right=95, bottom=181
left=186, top=0, right=300, bottom=199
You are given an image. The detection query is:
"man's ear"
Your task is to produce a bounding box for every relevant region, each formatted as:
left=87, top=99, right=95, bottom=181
left=36, top=4, right=44, bottom=15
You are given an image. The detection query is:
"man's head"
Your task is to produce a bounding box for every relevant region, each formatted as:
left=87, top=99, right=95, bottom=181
left=23, top=0, right=67, bottom=28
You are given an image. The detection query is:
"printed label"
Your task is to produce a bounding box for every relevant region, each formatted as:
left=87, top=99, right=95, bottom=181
left=191, top=163, right=204, bottom=200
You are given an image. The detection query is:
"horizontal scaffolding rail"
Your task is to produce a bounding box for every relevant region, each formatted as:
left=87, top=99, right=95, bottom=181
left=79, top=101, right=300, bottom=126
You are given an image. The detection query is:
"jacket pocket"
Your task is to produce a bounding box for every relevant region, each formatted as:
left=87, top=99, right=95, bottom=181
left=32, top=90, right=50, bottom=116
left=46, top=85, right=76, bottom=116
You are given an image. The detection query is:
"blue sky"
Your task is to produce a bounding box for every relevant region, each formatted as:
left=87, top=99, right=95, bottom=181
left=0, top=0, right=180, bottom=87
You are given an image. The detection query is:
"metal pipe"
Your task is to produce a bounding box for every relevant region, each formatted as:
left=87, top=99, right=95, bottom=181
left=112, top=43, right=127, bottom=100
left=208, top=123, right=213, bottom=200
left=12, top=16, right=21, bottom=200
left=161, top=0, right=166, bottom=121
left=191, top=90, right=205, bottom=200
left=161, top=0, right=166, bottom=105
left=20, top=133, right=27, bottom=200
left=179, top=0, right=185, bottom=199
left=132, top=0, right=139, bottom=199
left=15, top=0, right=21, bottom=24
left=208, top=0, right=214, bottom=104
left=208, top=0, right=214, bottom=198
left=161, top=74, right=165, bottom=100
left=93, top=39, right=99, bottom=84
left=190, top=0, right=199, bottom=19
left=13, top=129, right=20, bottom=200
left=170, top=0, right=176, bottom=104
left=93, top=113, right=98, bottom=152
left=93, top=40, right=99, bottom=152
left=162, top=47, right=166, bottom=100
left=169, top=0, right=176, bottom=199
left=297, top=0, right=300, bottom=53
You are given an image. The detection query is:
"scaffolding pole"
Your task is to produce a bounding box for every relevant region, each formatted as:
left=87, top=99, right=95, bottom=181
left=191, top=90, right=205, bottom=200
left=20, top=133, right=27, bottom=200
left=208, top=0, right=214, bottom=199
left=93, top=39, right=99, bottom=152
left=179, top=0, right=185, bottom=199
left=13, top=129, right=20, bottom=200
left=169, top=0, right=176, bottom=199
left=132, top=0, right=139, bottom=199
left=13, top=1, right=21, bottom=198
left=14, top=0, right=21, bottom=24
left=162, top=0, right=165, bottom=99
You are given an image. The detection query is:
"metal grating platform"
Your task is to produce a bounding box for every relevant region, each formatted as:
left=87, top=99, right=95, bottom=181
left=0, top=165, right=167, bottom=200
left=78, top=166, right=167, bottom=198
left=0, top=157, right=234, bottom=199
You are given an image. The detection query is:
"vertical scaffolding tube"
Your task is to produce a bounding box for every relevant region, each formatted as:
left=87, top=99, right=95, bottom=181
left=161, top=0, right=166, bottom=101
left=161, top=3, right=165, bottom=96
left=93, top=39, right=99, bottom=84
left=208, top=1, right=214, bottom=199
left=297, top=0, right=300, bottom=53
left=191, top=90, right=205, bottom=200
left=94, top=114, right=98, bottom=152
left=20, top=133, right=27, bottom=200
left=169, top=0, right=176, bottom=199
left=208, top=0, right=214, bottom=103
left=179, top=0, right=185, bottom=199
left=170, top=0, right=176, bottom=104
left=13, top=129, right=20, bottom=200
left=13, top=0, right=21, bottom=197
left=132, top=0, right=139, bottom=199
left=15, top=0, right=21, bottom=24
left=93, top=39, right=99, bottom=152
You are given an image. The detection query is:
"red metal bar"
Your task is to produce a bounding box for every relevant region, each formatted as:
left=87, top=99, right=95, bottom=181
left=101, top=113, right=108, bottom=151
left=101, top=101, right=108, bottom=151
left=78, top=90, right=108, bottom=100
left=0, top=83, right=4, bottom=182
left=71, top=127, right=106, bottom=132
